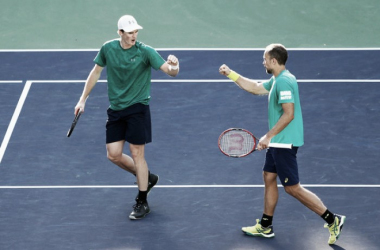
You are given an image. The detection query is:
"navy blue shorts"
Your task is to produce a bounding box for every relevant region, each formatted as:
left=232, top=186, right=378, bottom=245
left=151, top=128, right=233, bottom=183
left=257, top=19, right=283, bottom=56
left=106, top=103, right=152, bottom=145
left=263, top=147, right=300, bottom=186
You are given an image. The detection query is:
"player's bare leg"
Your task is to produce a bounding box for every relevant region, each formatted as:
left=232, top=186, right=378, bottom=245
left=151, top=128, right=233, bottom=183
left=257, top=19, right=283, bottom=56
left=263, top=171, right=279, bottom=216
left=129, top=144, right=149, bottom=192
left=106, top=140, right=136, bottom=174
left=128, top=143, right=150, bottom=219
left=284, top=183, right=326, bottom=216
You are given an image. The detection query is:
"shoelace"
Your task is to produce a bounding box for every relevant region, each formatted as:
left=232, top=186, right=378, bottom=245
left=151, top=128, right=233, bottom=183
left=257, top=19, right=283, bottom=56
left=329, top=221, right=339, bottom=235
left=325, top=218, right=339, bottom=236
left=133, top=202, right=144, bottom=211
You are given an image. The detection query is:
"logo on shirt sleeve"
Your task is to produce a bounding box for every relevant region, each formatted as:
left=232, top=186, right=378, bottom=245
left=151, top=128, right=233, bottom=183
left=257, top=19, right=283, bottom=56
left=280, top=91, right=292, bottom=100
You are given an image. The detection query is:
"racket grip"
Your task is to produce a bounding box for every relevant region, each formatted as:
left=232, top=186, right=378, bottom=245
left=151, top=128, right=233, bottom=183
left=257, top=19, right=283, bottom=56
left=268, top=143, right=292, bottom=149
left=255, top=137, right=292, bottom=149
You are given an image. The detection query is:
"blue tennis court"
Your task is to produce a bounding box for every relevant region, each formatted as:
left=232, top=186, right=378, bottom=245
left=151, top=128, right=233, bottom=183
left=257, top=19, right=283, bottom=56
left=0, top=49, right=379, bottom=250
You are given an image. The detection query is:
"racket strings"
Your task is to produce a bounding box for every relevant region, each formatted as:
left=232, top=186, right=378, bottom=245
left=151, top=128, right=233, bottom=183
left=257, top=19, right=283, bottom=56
left=219, top=130, right=256, bottom=156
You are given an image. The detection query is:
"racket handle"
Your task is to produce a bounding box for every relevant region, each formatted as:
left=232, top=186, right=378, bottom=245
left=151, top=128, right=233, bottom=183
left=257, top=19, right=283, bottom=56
left=268, top=143, right=292, bottom=149
left=254, top=136, right=292, bottom=149
left=76, top=109, right=83, bottom=115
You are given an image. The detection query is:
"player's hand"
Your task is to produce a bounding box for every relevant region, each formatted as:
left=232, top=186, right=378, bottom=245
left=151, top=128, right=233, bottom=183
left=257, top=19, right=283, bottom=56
left=257, top=135, right=271, bottom=151
left=219, top=64, right=231, bottom=76
left=167, top=55, right=178, bottom=66
left=74, top=101, right=85, bottom=115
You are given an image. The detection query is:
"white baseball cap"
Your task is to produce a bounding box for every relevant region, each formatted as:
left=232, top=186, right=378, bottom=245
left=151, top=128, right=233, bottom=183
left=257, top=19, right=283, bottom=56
left=117, top=15, right=143, bottom=32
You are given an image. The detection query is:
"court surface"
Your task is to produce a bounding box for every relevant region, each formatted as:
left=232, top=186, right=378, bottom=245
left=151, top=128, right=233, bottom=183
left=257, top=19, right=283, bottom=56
left=0, top=49, right=379, bottom=250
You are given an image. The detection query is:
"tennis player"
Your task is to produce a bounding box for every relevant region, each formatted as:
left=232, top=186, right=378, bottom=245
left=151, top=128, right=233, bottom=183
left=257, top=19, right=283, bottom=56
left=74, top=15, right=179, bottom=220
left=219, top=44, right=345, bottom=245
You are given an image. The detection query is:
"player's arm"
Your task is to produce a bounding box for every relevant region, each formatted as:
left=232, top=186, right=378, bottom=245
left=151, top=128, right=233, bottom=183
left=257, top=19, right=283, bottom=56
left=160, top=54, right=179, bottom=77
left=219, top=64, right=269, bottom=95
left=74, top=64, right=104, bottom=114
left=257, top=103, right=294, bottom=150
left=234, top=75, right=269, bottom=95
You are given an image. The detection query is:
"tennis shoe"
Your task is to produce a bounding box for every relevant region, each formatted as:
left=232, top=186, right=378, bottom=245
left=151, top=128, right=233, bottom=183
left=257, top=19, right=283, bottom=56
left=129, top=200, right=150, bottom=220
left=324, top=214, right=346, bottom=244
left=242, top=219, right=275, bottom=238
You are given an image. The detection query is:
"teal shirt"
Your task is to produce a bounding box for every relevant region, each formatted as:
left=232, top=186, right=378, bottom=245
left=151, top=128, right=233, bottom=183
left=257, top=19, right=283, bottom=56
left=94, top=40, right=166, bottom=110
left=263, top=70, right=304, bottom=147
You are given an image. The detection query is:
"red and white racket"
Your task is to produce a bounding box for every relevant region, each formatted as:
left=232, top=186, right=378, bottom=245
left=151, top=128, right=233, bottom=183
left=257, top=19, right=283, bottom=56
left=218, top=128, right=292, bottom=158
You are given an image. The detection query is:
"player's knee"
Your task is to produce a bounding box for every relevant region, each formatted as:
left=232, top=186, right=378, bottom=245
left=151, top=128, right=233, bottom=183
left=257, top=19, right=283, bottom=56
left=263, top=171, right=277, bottom=183
left=129, top=145, right=144, bottom=161
left=284, top=184, right=301, bottom=197
left=107, top=151, right=121, bottom=163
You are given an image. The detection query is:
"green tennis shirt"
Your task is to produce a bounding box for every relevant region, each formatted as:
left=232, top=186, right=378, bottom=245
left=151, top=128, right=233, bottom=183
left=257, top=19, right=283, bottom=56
left=94, top=39, right=166, bottom=110
left=263, top=70, right=304, bottom=147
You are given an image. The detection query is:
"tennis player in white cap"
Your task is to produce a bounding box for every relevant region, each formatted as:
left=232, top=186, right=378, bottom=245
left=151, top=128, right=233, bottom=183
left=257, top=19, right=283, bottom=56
left=75, top=15, right=179, bottom=220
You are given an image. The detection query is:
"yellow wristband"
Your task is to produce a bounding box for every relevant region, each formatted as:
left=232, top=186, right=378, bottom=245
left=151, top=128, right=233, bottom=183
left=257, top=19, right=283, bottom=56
left=227, top=71, right=240, bottom=82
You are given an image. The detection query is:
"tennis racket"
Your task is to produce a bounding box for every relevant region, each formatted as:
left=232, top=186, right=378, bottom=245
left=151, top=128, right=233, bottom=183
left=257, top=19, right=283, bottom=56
left=218, top=128, right=292, bottom=158
left=67, top=110, right=82, bottom=137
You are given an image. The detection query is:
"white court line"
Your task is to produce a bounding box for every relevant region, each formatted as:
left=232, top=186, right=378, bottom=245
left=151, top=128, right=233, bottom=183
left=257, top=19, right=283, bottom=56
left=158, top=48, right=380, bottom=51
left=0, top=80, right=23, bottom=83
left=0, top=81, right=32, bottom=163
left=24, top=79, right=380, bottom=83
left=26, top=80, right=106, bottom=83
left=297, top=79, right=380, bottom=83
left=0, top=48, right=380, bottom=52
left=0, top=184, right=379, bottom=189
left=151, top=79, right=380, bottom=83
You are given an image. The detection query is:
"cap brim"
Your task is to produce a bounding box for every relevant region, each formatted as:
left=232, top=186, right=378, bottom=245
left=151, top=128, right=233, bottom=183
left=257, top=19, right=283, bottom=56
left=120, top=25, right=143, bottom=32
